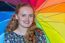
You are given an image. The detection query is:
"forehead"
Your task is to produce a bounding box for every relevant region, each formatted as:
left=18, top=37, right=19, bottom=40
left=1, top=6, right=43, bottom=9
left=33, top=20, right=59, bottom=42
left=18, top=6, right=34, bottom=14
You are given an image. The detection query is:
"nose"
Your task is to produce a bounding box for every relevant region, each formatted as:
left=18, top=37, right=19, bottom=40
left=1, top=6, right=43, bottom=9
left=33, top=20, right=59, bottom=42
left=24, top=16, right=30, bottom=24
left=26, top=16, right=29, bottom=21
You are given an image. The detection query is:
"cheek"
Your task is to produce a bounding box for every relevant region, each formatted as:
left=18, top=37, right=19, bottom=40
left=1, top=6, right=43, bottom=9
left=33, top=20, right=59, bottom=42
left=29, top=17, right=34, bottom=23
left=18, top=16, right=25, bottom=21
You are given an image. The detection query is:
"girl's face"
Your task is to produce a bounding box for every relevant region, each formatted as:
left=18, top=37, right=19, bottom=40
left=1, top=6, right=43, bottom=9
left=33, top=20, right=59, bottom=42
left=16, top=6, right=34, bottom=28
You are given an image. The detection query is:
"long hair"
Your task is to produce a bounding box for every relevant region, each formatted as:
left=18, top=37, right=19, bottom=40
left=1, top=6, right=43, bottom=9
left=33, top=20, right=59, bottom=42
left=6, top=3, right=37, bottom=43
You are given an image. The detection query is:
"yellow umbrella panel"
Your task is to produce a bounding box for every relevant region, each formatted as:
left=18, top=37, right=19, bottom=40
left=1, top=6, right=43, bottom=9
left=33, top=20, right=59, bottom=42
left=35, top=13, right=65, bottom=43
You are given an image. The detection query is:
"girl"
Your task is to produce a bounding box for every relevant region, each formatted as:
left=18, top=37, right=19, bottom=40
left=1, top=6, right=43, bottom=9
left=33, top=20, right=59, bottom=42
left=4, top=3, right=46, bottom=43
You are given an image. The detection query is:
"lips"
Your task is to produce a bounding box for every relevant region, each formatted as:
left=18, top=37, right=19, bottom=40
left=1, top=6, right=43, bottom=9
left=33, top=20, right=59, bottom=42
left=23, top=21, right=29, bottom=24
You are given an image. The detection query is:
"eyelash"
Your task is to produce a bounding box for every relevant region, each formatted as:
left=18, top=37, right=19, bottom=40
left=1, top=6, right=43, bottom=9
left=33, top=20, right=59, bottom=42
left=29, top=14, right=33, bottom=17
left=22, top=14, right=33, bottom=17
left=22, top=15, right=25, bottom=16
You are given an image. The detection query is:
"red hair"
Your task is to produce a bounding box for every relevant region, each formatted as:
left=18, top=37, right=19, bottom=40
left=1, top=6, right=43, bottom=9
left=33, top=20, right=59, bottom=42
left=6, top=3, right=37, bottom=43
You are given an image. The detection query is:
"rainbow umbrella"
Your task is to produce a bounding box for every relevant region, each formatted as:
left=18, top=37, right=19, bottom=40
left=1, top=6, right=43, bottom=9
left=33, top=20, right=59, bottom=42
left=0, top=0, right=65, bottom=43
left=35, top=0, right=65, bottom=43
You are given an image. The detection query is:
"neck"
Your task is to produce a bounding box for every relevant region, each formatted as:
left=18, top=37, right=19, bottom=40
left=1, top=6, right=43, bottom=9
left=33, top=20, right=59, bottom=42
left=14, top=25, right=28, bottom=36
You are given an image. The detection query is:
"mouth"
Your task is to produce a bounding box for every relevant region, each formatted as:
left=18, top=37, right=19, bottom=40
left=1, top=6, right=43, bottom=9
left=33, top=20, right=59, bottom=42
left=23, top=21, right=29, bottom=24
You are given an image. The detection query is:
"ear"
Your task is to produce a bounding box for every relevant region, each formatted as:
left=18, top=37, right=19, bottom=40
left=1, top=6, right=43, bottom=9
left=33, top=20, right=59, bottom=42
left=15, top=14, right=18, bottom=19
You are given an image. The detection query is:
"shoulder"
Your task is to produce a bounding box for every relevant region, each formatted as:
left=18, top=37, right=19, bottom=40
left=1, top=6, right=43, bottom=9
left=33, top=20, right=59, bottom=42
left=4, top=32, right=13, bottom=43
left=31, top=25, right=45, bottom=35
left=35, top=28, right=46, bottom=43
left=35, top=28, right=45, bottom=36
left=4, top=32, right=17, bottom=42
left=5, top=32, right=15, bottom=37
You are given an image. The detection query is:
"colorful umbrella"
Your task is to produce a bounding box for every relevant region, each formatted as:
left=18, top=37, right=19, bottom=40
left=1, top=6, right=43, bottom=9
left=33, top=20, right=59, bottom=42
left=0, top=0, right=65, bottom=43
left=35, top=0, right=65, bottom=43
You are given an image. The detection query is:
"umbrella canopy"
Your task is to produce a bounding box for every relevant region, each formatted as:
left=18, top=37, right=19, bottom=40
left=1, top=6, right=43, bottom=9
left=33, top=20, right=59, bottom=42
left=0, top=0, right=45, bottom=10
left=0, top=1, right=15, bottom=35
left=0, top=0, right=65, bottom=43
left=0, top=1, right=15, bottom=11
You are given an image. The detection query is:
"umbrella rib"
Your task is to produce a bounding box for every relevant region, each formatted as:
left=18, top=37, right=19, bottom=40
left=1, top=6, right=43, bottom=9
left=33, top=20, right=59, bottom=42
left=40, top=21, right=65, bottom=24
left=0, top=19, right=11, bottom=23
left=4, top=1, right=15, bottom=10
left=37, top=17, right=65, bottom=24
left=40, top=20, right=64, bottom=39
left=13, top=0, right=21, bottom=4
left=46, top=13, right=64, bottom=18
left=36, top=0, right=47, bottom=11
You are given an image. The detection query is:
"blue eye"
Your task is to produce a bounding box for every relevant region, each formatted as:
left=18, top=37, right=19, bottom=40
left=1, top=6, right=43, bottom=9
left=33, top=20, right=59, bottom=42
left=29, top=14, right=33, bottom=17
left=22, top=14, right=26, bottom=17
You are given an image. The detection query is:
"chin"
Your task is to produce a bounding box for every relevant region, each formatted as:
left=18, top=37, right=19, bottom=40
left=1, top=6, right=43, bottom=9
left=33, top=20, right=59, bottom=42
left=23, top=26, right=30, bottom=28
left=20, top=23, right=32, bottom=28
left=22, top=24, right=31, bottom=28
